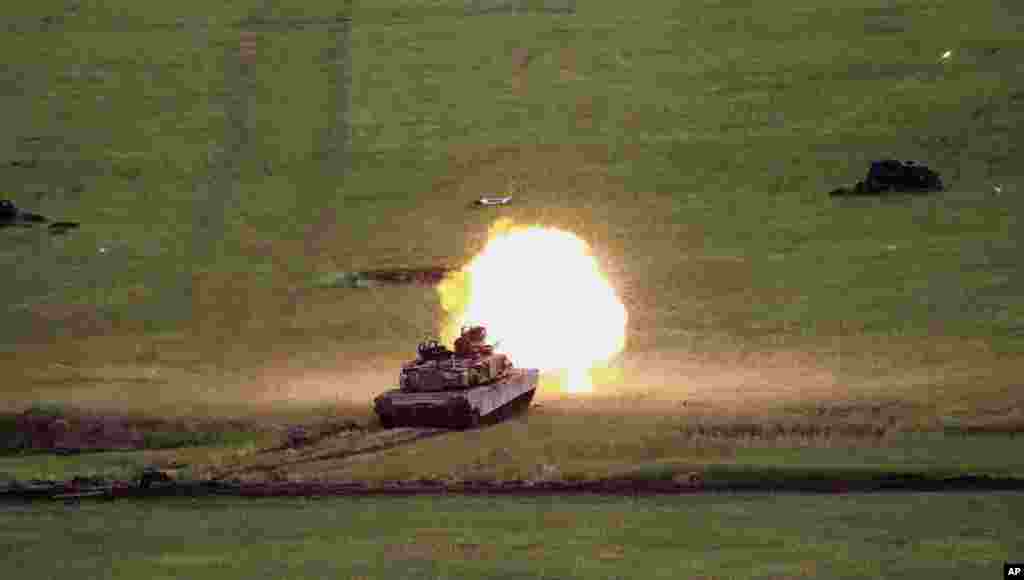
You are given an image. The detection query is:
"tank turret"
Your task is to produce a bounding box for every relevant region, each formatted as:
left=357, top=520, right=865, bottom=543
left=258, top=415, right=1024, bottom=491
left=399, top=326, right=511, bottom=392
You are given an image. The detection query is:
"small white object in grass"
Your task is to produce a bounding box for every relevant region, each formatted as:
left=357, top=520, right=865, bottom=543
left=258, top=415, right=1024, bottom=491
left=99, top=247, right=107, bottom=253
left=941, top=50, right=952, bottom=60
left=475, top=196, right=513, bottom=206
left=993, top=184, right=1002, bottom=195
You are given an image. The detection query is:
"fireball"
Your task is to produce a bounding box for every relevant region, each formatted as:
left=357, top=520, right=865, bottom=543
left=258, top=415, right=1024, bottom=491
left=437, top=219, right=627, bottom=394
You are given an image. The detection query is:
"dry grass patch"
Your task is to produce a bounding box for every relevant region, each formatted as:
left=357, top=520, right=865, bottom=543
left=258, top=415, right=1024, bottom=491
left=385, top=536, right=496, bottom=562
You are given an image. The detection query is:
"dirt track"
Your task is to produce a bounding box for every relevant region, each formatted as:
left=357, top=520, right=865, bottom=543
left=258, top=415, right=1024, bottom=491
left=221, top=426, right=451, bottom=479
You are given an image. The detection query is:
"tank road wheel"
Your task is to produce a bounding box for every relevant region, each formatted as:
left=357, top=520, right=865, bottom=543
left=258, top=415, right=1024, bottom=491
left=461, top=410, right=481, bottom=430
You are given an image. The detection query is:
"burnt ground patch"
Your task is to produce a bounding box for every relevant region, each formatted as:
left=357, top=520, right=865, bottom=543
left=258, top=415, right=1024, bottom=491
left=314, top=267, right=454, bottom=289
left=0, top=405, right=266, bottom=455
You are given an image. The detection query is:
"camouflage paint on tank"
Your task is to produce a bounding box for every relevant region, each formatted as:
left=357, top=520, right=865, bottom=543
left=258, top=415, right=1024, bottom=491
left=375, top=326, right=538, bottom=429
left=399, top=352, right=512, bottom=392
left=375, top=369, right=538, bottom=430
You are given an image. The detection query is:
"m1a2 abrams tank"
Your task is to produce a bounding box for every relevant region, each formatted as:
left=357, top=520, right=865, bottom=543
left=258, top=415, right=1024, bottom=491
left=374, top=326, right=538, bottom=429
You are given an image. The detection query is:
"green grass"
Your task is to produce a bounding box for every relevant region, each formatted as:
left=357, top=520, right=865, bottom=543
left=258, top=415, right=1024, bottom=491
left=3, top=0, right=1020, bottom=342
left=1, top=0, right=1022, bottom=482
left=0, top=450, right=165, bottom=482
left=1, top=493, right=1021, bottom=579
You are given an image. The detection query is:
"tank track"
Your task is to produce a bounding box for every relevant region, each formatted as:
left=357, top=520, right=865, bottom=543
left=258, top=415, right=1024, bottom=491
left=377, top=385, right=535, bottom=430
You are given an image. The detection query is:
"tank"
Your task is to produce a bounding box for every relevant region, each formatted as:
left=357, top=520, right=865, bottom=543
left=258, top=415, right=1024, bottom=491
left=374, top=326, right=538, bottom=429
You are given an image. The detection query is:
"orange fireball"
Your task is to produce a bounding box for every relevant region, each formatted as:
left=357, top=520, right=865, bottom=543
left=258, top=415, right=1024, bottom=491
left=438, top=219, right=627, bottom=393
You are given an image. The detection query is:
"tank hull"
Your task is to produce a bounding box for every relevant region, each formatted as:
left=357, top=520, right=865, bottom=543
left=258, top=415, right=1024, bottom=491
left=374, top=368, right=538, bottom=429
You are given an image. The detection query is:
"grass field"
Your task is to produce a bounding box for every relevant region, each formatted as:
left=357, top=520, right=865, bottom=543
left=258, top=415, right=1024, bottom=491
left=2, top=3, right=1023, bottom=578
left=1, top=0, right=1023, bottom=483
left=3, top=493, right=1023, bottom=579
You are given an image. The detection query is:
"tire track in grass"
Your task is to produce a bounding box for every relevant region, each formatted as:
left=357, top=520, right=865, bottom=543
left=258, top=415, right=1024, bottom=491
left=219, top=427, right=451, bottom=479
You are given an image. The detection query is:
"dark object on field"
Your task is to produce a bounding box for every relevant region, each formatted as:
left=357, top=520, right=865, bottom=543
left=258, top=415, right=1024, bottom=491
left=374, top=325, right=538, bottom=430
left=48, top=221, right=80, bottom=234
left=315, top=267, right=453, bottom=289
left=13, top=411, right=65, bottom=450
left=829, top=160, right=944, bottom=196
left=138, top=467, right=175, bottom=489
left=362, top=268, right=452, bottom=285
left=13, top=408, right=144, bottom=452
left=0, top=199, right=80, bottom=233
left=0, top=199, right=46, bottom=223
left=286, top=426, right=311, bottom=448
